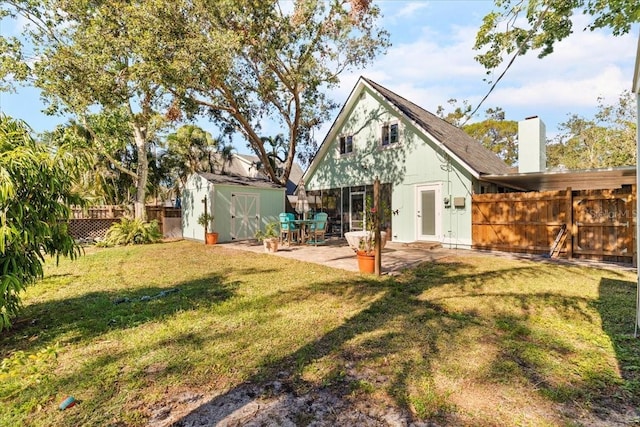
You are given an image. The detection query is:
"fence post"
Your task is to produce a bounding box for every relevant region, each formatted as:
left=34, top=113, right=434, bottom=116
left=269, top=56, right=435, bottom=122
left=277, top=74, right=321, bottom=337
left=566, top=187, right=573, bottom=259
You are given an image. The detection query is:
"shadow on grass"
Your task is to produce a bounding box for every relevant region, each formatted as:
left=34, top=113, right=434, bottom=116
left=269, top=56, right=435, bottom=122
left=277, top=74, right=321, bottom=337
left=0, top=273, right=239, bottom=353
left=164, top=260, right=640, bottom=426
left=594, top=278, right=640, bottom=407
left=154, top=262, right=557, bottom=424
left=5, top=251, right=636, bottom=426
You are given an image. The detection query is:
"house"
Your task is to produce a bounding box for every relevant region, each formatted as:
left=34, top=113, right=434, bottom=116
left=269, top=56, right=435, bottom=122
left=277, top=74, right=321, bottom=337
left=181, top=172, right=285, bottom=243
left=303, top=76, right=638, bottom=258
left=303, top=76, right=511, bottom=248
left=211, top=152, right=304, bottom=196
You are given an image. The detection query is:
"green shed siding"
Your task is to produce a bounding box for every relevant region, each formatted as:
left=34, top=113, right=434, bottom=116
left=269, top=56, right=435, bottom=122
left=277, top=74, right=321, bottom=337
left=182, top=173, right=285, bottom=243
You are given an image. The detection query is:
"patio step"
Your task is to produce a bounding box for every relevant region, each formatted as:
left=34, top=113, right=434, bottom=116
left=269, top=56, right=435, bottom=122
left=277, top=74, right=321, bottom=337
left=402, top=241, right=442, bottom=250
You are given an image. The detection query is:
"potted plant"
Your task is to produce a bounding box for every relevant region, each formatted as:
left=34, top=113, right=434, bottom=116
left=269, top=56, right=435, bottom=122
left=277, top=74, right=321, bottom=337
left=354, top=195, right=382, bottom=274
left=197, top=212, right=218, bottom=245
left=356, top=233, right=376, bottom=273
left=255, top=221, right=280, bottom=253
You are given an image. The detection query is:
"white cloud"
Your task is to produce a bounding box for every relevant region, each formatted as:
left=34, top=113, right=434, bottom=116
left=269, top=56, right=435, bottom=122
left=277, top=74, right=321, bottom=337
left=394, top=2, right=431, bottom=19
left=491, top=66, right=629, bottom=108
left=325, top=9, right=638, bottom=140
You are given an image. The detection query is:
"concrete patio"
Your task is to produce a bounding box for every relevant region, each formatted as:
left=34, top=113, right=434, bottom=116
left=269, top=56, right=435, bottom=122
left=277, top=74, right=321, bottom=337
left=224, top=238, right=460, bottom=274
left=223, top=237, right=636, bottom=274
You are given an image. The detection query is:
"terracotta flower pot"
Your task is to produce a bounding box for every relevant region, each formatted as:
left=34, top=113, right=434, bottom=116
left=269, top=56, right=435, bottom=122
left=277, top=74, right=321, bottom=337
left=205, top=232, right=219, bottom=245
left=356, top=250, right=375, bottom=273
left=263, top=238, right=279, bottom=253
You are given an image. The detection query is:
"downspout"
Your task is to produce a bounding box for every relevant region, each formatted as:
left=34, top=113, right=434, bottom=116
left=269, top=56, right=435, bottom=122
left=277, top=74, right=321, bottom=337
left=448, top=156, right=453, bottom=249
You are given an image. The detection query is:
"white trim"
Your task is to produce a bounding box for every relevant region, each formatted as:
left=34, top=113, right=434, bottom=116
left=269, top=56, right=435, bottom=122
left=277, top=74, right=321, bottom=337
left=415, top=183, right=442, bottom=241
left=633, top=34, right=640, bottom=338
left=338, top=133, right=355, bottom=156
left=633, top=34, right=640, bottom=94
left=380, top=120, right=400, bottom=148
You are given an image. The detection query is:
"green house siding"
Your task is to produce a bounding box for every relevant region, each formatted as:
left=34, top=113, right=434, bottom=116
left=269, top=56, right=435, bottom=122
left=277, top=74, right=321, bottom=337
left=306, top=88, right=476, bottom=247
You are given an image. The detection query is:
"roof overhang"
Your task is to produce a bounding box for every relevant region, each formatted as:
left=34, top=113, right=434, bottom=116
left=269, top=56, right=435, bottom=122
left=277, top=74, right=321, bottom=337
left=482, top=166, right=637, bottom=192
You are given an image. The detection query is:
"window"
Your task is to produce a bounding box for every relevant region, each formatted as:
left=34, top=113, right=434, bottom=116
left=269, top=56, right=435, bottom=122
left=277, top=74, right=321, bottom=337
left=381, top=122, right=399, bottom=146
left=339, top=135, right=353, bottom=155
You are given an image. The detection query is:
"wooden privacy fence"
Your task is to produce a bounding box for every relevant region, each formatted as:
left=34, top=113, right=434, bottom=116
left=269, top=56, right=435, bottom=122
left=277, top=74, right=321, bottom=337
left=472, top=186, right=635, bottom=264
left=146, top=206, right=183, bottom=238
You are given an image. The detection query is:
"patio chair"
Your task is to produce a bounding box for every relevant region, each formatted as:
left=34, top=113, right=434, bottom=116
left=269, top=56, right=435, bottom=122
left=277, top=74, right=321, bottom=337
left=279, top=212, right=299, bottom=245
left=308, top=212, right=328, bottom=245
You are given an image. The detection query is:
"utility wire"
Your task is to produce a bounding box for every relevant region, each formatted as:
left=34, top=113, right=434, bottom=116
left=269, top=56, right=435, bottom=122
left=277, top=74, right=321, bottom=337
left=461, top=3, right=552, bottom=127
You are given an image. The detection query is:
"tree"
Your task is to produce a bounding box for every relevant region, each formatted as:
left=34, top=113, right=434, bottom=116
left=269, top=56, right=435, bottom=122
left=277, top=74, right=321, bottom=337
left=45, top=109, right=166, bottom=207
left=2, top=1, right=388, bottom=192
left=474, top=0, right=639, bottom=73
left=547, top=91, right=637, bottom=169
left=464, top=108, right=519, bottom=166
left=0, top=115, right=82, bottom=330
left=260, top=134, right=289, bottom=179
left=163, top=125, right=220, bottom=185
left=218, top=143, right=237, bottom=176
left=437, top=100, right=519, bottom=166
left=144, top=0, right=389, bottom=186
left=436, top=99, right=473, bottom=128
left=1, top=1, right=171, bottom=219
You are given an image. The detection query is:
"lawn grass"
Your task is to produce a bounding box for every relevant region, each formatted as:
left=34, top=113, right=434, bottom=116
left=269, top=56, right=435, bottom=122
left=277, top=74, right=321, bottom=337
left=1, top=240, right=639, bottom=426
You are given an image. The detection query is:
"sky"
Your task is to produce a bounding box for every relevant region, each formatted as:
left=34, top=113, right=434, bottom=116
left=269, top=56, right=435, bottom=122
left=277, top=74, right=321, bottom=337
left=1, top=0, right=639, bottom=153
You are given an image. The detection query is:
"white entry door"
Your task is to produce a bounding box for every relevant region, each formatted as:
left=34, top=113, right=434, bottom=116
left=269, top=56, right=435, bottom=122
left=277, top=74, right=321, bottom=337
left=231, top=193, right=259, bottom=240
left=415, top=184, right=441, bottom=241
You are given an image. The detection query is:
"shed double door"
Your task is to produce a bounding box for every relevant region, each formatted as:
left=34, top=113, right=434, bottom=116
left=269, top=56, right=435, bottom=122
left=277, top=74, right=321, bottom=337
left=231, top=193, right=260, bottom=240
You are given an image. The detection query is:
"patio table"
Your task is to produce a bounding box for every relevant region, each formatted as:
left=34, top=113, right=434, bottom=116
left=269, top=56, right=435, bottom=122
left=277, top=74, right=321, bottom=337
left=292, top=219, right=320, bottom=245
left=344, top=230, right=387, bottom=252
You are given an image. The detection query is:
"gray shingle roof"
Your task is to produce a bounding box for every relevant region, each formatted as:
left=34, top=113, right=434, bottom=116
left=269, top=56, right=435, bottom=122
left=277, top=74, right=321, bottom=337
left=198, top=172, right=284, bottom=189
left=363, top=78, right=510, bottom=175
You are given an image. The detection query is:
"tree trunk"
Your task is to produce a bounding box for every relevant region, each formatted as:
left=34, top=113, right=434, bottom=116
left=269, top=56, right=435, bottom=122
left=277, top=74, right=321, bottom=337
left=133, top=125, right=148, bottom=221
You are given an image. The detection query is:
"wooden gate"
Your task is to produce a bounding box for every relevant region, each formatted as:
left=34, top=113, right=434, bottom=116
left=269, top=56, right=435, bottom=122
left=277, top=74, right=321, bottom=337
left=472, top=186, right=635, bottom=264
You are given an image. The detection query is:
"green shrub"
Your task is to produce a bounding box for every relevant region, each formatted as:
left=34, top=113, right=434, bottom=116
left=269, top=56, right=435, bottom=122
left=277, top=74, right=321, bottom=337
left=98, top=218, right=162, bottom=247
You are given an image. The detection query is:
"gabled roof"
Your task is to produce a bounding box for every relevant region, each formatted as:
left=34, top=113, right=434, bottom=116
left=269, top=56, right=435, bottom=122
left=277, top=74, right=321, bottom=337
left=197, top=172, right=283, bottom=189
left=304, top=77, right=510, bottom=182
left=362, top=78, right=510, bottom=175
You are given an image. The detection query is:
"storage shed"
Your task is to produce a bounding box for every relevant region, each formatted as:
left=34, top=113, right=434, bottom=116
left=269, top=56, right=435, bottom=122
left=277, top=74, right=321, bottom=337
left=182, top=172, right=285, bottom=243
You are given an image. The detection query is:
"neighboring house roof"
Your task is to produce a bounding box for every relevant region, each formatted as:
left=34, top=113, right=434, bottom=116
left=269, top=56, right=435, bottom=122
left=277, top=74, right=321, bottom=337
left=196, top=153, right=302, bottom=194
left=362, top=78, right=510, bottom=175
left=233, top=153, right=304, bottom=195
left=210, top=153, right=260, bottom=177
left=197, top=172, right=283, bottom=189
